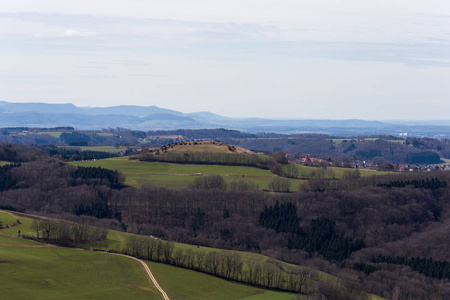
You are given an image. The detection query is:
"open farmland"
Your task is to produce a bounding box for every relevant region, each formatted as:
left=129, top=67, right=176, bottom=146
left=1, top=210, right=386, bottom=299
left=70, top=146, right=129, bottom=154
left=147, top=261, right=297, bottom=300
left=295, top=164, right=393, bottom=178
left=70, top=156, right=305, bottom=190
left=0, top=211, right=300, bottom=299
left=0, top=238, right=161, bottom=299
left=70, top=156, right=391, bottom=191
left=0, top=210, right=18, bottom=227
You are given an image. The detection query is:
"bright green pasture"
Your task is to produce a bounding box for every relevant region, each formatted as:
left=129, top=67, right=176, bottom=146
left=0, top=203, right=388, bottom=300
left=328, top=166, right=392, bottom=177
left=0, top=212, right=35, bottom=236
left=63, top=146, right=128, bottom=154
left=294, top=164, right=392, bottom=178
left=3, top=212, right=387, bottom=299
left=96, top=133, right=118, bottom=137
left=0, top=160, right=12, bottom=166
left=0, top=211, right=321, bottom=287
left=70, top=157, right=304, bottom=190
left=37, top=131, right=63, bottom=138
left=0, top=243, right=160, bottom=300
left=147, top=261, right=298, bottom=300
left=0, top=233, right=44, bottom=246
left=79, top=146, right=128, bottom=153
left=0, top=210, right=18, bottom=227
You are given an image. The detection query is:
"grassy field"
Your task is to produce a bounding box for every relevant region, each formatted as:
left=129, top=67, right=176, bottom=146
left=0, top=241, right=161, bottom=299
left=1, top=210, right=386, bottom=299
left=96, top=133, right=118, bottom=137
left=37, top=131, right=63, bottom=138
left=70, top=157, right=305, bottom=190
left=0, top=210, right=19, bottom=227
left=62, top=146, right=129, bottom=154
left=0, top=212, right=299, bottom=300
left=328, top=166, right=392, bottom=177
left=69, top=157, right=392, bottom=191
left=1, top=211, right=329, bottom=283
left=147, top=261, right=298, bottom=300
left=79, top=146, right=129, bottom=154
left=0, top=160, right=12, bottom=166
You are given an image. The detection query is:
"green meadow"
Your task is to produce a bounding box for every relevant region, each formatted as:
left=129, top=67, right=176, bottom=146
left=1, top=211, right=299, bottom=300
left=0, top=242, right=161, bottom=300
left=1, top=211, right=326, bottom=288
left=70, top=156, right=391, bottom=191
left=0, top=210, right=18, bottom=227
left=70, top=156, right=305, bottom=190
left=1, top=210, right=385, bottom=300
left=63, top=146, right=129, bottom=154
left=147, top=261, right=298, bottom=300
left=37, top=131, right=63, bottom=138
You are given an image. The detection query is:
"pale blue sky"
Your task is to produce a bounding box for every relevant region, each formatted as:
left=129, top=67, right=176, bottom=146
left=0, top=1, right=449, bottom=119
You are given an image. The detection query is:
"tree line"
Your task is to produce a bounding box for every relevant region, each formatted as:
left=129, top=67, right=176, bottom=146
left=44, top=146, right=118, bottom=161
left=30, top=219, right=108, bottom=246
left=123, top=235, right=309, bottom=293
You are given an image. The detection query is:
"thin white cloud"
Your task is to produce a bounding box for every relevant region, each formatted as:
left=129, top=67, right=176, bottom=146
left=61, top=28, right=96, bottom=37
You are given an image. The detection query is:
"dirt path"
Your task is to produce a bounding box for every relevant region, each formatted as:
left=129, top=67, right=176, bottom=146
left=111, top=253, right=170, bottom=300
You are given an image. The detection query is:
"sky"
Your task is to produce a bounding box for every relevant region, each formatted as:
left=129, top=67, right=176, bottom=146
left=0, top=1, right=449, bottom=120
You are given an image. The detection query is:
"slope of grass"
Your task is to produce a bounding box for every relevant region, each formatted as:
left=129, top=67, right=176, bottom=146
left=147, top=261, right=298, bottom=300
left=1, top=211, right=320, bottom=289
left=0, top=242, right=160, bottom=300
left=37, top=131, right=63, bottom=138
left=295, top=164, right=392, bottom=178
left=62, top=146, right=129, bottom=154
left=0, top=210, right=18, bottom=227
left=0, top=212, right=35, bottom=236
left=1, top=214, right=299, bottom=300
left=69, top=157, right=305, bottom=190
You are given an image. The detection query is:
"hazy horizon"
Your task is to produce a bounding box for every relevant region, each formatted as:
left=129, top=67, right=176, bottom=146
left=1, top=1, right=449, bottom=120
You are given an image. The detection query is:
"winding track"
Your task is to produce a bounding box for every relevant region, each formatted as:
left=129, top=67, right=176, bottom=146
left=111, top=253, right=170, bottom=300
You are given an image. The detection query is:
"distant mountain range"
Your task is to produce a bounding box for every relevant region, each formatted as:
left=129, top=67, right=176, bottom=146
left=1, top=101, right=450, bottom=138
